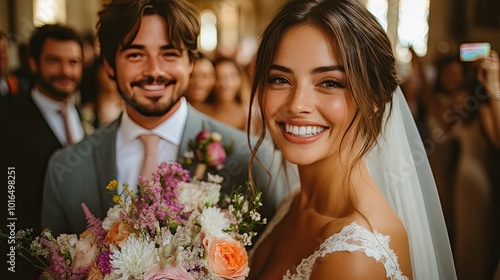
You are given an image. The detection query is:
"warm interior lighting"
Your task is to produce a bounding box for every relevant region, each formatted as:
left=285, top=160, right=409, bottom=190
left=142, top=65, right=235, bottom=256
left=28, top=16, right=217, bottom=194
left=366, top=0, right=429, bottom=60
left=33, top=0, right=67, bottom=26
left=200, top=10, right=217, bottom=52
left=398, top=0, right=429, bottom=57
left=367, top=0, right=388, bottom=31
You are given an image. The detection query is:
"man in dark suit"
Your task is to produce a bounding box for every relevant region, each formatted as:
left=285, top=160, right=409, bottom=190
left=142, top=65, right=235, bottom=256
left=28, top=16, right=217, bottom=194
left=41, top=0, right=297, bottom=237
left=0, top=24, right=85, bottom=278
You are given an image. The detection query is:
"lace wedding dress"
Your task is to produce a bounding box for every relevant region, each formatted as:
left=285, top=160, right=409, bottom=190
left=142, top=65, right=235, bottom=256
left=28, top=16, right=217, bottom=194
left=250, top=191, right=409, bottom=280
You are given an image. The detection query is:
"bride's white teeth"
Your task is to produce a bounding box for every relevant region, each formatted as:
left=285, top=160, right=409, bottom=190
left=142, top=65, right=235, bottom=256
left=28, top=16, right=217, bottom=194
left=143, top=85, right=165, bottom=91
left=299, top=126, right=306, bottom=135
left=285, top=124, right=325, bottom=137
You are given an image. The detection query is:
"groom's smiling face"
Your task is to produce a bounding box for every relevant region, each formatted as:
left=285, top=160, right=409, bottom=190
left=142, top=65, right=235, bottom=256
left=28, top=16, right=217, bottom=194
left=106, top=14, right=193, bottom=119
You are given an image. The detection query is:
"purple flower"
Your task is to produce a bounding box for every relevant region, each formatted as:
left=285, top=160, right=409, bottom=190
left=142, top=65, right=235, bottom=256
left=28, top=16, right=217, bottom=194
left=97, top=250, right=113, bottom=275
left=125, top=162, right=190, bottom=235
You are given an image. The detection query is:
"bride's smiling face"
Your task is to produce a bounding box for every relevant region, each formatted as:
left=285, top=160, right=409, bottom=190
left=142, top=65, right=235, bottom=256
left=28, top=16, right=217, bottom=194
left=263, top=23, right=357, bottom=166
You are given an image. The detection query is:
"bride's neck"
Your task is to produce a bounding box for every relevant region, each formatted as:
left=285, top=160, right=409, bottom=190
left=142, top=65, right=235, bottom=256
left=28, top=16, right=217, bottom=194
left=298, top=158, right=371, bottom=216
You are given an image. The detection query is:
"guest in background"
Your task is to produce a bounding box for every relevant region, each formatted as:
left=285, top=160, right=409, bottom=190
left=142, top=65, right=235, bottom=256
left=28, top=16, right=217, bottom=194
left=81, top=31, right=99, bottom=68
left=11, top=41, right=34, bottom=90
left=95, top=59, right=123, bottom=127
left=186, top=53, right=215, bottom=112
left=0, top=23, right=85, bottom=279
left=79, top=31, right=101, bottom=134
left=426, top=51, right=500, bottom=280
left=205, top=57, right=249, bottom=131
left=476, top=51, right=500, bottom=147
left=0, top=30, right=30, bottom=98
left=476, top=50, right=500, bottom=280
left=400, top=47, right=431, bottom=139
left=79, top=30, right=123, bottom=129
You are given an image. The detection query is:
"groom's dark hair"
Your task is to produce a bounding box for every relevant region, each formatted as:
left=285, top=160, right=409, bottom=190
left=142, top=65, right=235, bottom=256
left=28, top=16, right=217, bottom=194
left=97, top=0, right=200, bottom=70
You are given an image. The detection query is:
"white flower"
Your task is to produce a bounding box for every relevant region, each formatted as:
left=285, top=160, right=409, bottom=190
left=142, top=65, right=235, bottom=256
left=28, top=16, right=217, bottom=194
left=183, top=150, right=194, bottom=159
left=207, top=173, right=224, bottom=184
left=199, top=207, right=231, bottom=238
left=249, top=209, right=261, bottom=221
left=30, top=237, right=49, bottom=257
left=177, top=182, right=221, bottom=212
left=56, top=234, right=78, bottom=258
left=110, top=237, right=159, bottom=279
left=211, top=132, right=222, bottom=142
left=102, top=204, right=125, bottom=230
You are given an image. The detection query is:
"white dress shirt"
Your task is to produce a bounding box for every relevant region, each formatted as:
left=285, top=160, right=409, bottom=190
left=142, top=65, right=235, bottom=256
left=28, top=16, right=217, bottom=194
left=31, top=88, right=85, bottom=146
left=116, top=97, right=188, bottom=192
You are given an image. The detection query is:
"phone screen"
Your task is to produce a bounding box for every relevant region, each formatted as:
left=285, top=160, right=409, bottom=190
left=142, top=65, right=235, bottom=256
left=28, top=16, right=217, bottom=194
left=460, top=42, right=491, bottom=61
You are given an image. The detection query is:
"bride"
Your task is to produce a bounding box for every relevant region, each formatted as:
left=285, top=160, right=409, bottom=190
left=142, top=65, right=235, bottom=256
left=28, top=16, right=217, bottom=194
left=247, top=0, right=456, bottom=279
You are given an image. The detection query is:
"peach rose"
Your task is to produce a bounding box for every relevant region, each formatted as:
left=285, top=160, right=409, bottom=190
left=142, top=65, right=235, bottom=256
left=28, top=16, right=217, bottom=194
left=71, top=236, right=98, bottom=269
left=104, top=221, right=132, bottom=248
left=205, top=237, right=249, bottom=280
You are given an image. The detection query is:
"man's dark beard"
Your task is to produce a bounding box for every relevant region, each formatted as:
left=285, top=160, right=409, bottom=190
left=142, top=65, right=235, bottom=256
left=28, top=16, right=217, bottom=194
left=118, top=87, right=183, bottom=117
left=37, top=75, right=78, bottom=100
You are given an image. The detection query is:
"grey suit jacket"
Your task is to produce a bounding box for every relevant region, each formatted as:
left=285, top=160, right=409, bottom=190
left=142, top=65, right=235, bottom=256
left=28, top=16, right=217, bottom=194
left=41, top=105, right=298, bottom=236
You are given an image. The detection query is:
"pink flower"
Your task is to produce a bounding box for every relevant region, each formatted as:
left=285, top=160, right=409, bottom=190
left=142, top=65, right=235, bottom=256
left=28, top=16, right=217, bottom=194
left=205, top=237, right=249, bottom=280
left=206, top=142, right=226, bottom=166
left=195, top=130, right=211, bottom=142
left=143, top=266, right=193, bottom=280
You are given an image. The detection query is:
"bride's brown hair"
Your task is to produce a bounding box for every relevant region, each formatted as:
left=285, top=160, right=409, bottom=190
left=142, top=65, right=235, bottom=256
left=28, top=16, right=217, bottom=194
left=248, top=0, right=399, bottom=218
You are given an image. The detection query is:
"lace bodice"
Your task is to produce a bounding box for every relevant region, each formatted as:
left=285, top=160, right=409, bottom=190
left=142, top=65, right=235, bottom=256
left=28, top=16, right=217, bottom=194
left=282, top=221, right=408, bottom=280
left=251, top=192, right=409, bottom=280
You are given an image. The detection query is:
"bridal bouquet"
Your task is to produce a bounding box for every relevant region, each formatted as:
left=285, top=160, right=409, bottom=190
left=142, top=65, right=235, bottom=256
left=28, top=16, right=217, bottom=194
left=14, top=162, right=265, bottom=280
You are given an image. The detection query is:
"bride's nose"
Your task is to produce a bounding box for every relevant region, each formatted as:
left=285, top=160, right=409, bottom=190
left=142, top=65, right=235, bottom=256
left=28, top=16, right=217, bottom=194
left=287, top=84, right=314, bottom=115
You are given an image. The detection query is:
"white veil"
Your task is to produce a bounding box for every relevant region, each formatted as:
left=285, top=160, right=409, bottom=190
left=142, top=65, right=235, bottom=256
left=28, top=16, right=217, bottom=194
left=366, top=87, right=457, bottom=279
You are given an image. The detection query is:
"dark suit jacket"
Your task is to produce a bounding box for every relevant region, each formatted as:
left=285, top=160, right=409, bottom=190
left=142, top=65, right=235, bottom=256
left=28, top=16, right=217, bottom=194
left=41, top=106, right=298, bottom=236
left=0, top=94, right=65, bottom=279
left=0, top=94, right=63, bottom=231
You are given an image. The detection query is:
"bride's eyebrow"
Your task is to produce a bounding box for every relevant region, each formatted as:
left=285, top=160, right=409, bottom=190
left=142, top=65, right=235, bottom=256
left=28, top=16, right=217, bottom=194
left=312, top=65, right=345, bottom=74
left=269, top=64, right=345, bottom=74
left=270, top=64, right=292, bottom=73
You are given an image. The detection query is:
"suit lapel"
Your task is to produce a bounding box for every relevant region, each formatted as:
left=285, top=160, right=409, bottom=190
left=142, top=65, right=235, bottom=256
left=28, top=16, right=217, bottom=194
left=93, top=117, right=121, bottom=215
left=178, top=106, right=206, bottom=175
left=27, top=93, right=64, bottom=148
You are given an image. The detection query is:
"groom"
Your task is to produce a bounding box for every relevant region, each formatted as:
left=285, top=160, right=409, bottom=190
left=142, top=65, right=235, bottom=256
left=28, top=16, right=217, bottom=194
left=41, top=0, right=297, bottom=236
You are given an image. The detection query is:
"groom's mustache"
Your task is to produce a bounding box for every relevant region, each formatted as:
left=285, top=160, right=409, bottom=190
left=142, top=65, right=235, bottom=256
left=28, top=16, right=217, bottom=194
left=130, top=76, right=173, bottom=87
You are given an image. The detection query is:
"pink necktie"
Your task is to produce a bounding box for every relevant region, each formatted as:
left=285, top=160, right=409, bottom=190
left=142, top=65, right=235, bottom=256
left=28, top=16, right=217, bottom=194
left=59, top=103, right=75, bottom=145
left=138, top=134, right=160, bottom=179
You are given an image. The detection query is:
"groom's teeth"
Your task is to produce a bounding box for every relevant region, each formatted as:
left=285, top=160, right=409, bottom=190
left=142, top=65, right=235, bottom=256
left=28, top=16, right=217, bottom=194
left=143, top=85, right=165, bottom=90
left=285, top=124, right=325, bottom=137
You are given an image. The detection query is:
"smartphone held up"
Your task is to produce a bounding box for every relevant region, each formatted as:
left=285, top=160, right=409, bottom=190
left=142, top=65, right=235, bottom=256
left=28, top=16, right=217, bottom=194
left=460, top=42, right=491, bottom=62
